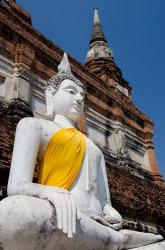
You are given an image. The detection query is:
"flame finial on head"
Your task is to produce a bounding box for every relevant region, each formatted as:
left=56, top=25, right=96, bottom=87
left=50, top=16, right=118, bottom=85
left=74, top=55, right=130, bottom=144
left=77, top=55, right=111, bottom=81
left=58, top=52, right=72, bottom=75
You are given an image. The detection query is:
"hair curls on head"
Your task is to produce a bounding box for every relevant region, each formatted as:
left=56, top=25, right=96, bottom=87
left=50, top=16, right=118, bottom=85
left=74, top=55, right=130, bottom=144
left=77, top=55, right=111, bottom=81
left=47, top=73, right=83, bottom=95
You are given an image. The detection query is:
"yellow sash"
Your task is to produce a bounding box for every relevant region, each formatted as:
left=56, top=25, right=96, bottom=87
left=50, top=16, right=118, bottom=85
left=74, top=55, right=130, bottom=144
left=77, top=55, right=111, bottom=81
left=38, top=128, right=86, bottom=190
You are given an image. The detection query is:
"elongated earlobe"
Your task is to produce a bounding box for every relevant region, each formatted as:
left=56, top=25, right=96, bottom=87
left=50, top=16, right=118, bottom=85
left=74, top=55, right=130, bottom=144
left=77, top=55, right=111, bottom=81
left=45, top=86, right=55, bottom=119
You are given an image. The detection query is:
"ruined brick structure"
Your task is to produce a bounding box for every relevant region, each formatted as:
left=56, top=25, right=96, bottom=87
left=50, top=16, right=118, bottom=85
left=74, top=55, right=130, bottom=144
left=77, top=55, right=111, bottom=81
left=0, top=1, right=164, bottom=237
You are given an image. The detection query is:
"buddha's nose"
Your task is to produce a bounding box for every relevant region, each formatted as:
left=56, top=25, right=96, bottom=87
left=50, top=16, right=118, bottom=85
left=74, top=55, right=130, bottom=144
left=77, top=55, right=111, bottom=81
left=76, top=93, right=84, bottom=104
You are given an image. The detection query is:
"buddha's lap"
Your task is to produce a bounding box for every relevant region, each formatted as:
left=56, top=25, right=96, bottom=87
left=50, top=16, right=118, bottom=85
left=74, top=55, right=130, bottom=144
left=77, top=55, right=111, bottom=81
left=0, top=195, right=122, bottom=240
left=0, top=195, right=125, bottom=250
left=0, top=195, right=162, bottom=250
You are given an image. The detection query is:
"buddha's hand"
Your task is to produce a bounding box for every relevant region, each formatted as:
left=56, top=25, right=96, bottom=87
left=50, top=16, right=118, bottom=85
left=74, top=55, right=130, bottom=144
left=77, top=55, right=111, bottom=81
left=43, top=188, right=76, bottom=238
left=102, top=204, right=123, bottom=230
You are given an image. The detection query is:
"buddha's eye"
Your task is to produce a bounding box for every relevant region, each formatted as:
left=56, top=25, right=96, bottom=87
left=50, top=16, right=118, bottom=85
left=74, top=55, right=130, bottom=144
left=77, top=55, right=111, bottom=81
left=68, top=89, right=75, bottom=94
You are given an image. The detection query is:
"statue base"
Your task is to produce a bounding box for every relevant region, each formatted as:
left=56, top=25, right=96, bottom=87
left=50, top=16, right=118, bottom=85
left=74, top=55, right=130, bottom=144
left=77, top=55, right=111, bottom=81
left=134, top=241, right=165, bottom=249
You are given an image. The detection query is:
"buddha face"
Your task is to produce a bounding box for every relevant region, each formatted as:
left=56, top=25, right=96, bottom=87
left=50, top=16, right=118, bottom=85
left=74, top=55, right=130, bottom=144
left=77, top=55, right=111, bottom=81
left=53, top=79, right=84, bottom=122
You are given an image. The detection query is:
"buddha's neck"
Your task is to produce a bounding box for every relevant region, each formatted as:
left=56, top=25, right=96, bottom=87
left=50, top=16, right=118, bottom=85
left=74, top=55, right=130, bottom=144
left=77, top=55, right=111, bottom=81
left=54, top=114, right=76, bottom=128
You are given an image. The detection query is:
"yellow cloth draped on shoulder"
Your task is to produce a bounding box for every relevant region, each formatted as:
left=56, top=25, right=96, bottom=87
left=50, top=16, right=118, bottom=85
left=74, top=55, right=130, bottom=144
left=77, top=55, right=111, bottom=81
left=38, top=128, right=86, bottom=190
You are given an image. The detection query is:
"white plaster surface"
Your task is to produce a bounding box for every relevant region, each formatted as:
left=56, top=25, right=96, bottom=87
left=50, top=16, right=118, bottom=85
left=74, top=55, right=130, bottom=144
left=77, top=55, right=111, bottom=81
left=128, top=149, right=144, bottom=165
left=32, top=95, right=47, bottom=118
left=88, top=125, right=105, bottom=147
left=86, top=41, right=113, bottom=62
left=115, top=82, right=129, bottom=97
left=86, top=107, right=153, bottom=173
left=144, top=151, right=152, bottom=171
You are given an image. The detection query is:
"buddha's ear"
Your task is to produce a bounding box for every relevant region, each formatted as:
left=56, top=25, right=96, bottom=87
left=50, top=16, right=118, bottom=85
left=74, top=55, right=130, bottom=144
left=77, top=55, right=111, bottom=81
left=45, top=85, right=55, bottom=119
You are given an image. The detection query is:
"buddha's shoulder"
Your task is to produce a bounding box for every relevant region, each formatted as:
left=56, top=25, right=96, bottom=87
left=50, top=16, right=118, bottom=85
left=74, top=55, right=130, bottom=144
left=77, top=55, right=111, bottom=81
left=17, top=117, right=58, bottom=131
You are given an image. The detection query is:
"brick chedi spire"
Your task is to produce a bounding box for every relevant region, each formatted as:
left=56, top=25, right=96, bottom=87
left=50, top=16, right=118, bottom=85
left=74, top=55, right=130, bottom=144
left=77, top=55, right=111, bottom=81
left=85, top=8, right=164, bottom=186
left=85, top=8, right=131, bottom=98
left=86, top=8, right=113, bottom=62
left=90, top=8, right=107, bottom=45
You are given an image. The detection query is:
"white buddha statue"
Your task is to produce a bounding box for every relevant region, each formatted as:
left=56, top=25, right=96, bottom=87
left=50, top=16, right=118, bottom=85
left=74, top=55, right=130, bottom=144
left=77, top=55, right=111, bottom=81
left=0, top=53, right=163, bottom=250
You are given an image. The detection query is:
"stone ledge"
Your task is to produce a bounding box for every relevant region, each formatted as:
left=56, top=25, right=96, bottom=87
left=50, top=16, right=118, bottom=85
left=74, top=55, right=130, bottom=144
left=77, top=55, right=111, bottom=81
left=133, top=241, right=165, bottom=250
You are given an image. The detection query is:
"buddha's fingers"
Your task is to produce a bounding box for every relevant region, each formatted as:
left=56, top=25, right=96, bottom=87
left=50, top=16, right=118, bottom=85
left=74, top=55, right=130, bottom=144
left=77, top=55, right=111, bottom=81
left=93, top=215, right=122, bottom=231
left=77, top=206, right=81, bottom=220
left=66, top=194, right=73, bottom=238
left=70, top=194, right=76, bottom=234
left=109, top=222, right=122, bottom=231
left=53, top=193, right=62, bottom=230
left=60, top=193, right=68, bottom=234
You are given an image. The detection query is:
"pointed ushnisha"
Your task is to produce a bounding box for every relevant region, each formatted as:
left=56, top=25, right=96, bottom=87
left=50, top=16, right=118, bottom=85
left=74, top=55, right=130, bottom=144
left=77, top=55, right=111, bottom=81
left=47, top=52, right=83, bottom=93
left=86, top=8, right=113, bottom=62
left=58, top=52, right=72, bottom=75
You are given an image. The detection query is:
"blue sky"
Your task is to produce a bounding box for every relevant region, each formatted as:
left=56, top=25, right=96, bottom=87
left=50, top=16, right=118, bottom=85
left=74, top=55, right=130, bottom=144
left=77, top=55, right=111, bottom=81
left=17, top=0, right=165, bottom=179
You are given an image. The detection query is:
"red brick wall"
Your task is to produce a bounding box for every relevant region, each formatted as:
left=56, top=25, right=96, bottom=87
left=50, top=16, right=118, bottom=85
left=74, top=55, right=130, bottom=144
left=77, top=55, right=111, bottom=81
left=107, top=163, right=165, bottom=229
left=0, top=99, right=33, bottom=199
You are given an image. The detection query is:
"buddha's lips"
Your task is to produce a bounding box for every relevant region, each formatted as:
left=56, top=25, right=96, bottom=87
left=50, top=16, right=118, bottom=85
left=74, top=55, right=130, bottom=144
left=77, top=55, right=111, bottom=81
left=72, top=104, right=81, bottom=112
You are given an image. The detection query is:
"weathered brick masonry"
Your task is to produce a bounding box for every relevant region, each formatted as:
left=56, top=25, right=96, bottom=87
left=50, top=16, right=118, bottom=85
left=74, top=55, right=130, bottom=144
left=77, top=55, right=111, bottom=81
left=108, top=164, right=165, bottom=236
left=0, top=99, right=33, bottom=199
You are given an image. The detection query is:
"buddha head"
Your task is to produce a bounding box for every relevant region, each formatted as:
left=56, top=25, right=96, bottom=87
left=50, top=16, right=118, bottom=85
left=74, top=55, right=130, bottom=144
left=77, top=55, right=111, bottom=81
left=45, top=53, right=85, bottom=123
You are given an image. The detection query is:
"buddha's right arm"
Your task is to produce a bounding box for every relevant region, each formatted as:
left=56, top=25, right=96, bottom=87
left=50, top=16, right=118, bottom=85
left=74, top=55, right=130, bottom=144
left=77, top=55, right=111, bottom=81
left=7, top=117, right=76, bottom=238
